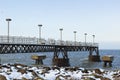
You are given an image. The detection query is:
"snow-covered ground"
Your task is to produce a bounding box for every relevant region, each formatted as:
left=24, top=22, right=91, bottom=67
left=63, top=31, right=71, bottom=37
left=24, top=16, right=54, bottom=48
left=0, top=63, right=119, bottom=80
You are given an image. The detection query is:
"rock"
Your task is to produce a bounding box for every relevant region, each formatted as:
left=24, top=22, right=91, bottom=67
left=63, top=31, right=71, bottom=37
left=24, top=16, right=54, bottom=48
left=17, top=69, right=27, bottom=74
left=14, top=63, right=27, bottom=69
left=82, top=69, right=89, bottom=73
left=55, top=75, right=71, bottom=80
left=2, top=65, right=10, bottom=68
left=93, top=74, right=102, bottom=78
left=100, top=77, right=111, bottom=80
left=28, top=69, right=34, bottom=72
left=55, top=75, right=65, bottom=80
left=43, top=67, right=51, bottom=71
left=22, top=77, right=28, bottom=80
left=73, top=66, right=79, bottom=71
left=52, top=67, right=60, bottom=70
left=93, top=74, right=110, bottom=80
left=65, top=67, right=72, bottom=71
left=34, top=77, right=44, bottom=80
left=94, top=69, right=102, bottom=74
left=113, top=74, right=120, bottom=80
left=55, top=76, right=61, bottom=80
left=83, top=77, right=95, bottom=80
left=41, top=69, right=49, bottom=75
left=65, top=67, right=78, bottom=71
left=113, top=77, right=120, bottom=80
left=0, top=75, right=7, bottom=80
left=0, top=66, right=2, bottom=69
left=32, top=71, right=40, bottom=77
left=14, top=63, right=27, bottom=68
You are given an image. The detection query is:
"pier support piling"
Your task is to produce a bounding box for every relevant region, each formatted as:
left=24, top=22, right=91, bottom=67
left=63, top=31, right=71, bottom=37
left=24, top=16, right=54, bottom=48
left=52, top=46, right=70, bottom=67
left=31, top=55, right=46, bottom=65
left=102, top=55, right=114, bottom=67
left=89, top=47, right=101, bottom=62
left=103, top=61, right=112, bottom=67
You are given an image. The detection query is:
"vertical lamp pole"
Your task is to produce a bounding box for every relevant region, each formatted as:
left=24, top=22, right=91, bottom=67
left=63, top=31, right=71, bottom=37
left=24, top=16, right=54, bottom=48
left=84, top=33, right=87, bottom=45
left=92, top=35, right=95, bottom=44
left=6, top=18, right=12, bottom=43
left=38, top=24, right=42, bottom=44
left=59, top=28, right=63, bottom=45
left=74, top=31, right=77, bottom=45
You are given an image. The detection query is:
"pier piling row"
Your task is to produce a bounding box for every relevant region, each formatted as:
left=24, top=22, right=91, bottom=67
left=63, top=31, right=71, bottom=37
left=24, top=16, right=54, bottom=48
left=0, top=43, right=100, bottom=66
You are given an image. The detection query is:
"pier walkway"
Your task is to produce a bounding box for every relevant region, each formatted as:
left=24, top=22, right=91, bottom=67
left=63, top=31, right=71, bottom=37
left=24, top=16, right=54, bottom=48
left=0, top=35, right=100, bottom=66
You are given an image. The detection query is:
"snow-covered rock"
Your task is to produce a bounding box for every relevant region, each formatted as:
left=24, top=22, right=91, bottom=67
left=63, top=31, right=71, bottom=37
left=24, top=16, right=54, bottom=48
left=0, top=63, right=119, bottom=80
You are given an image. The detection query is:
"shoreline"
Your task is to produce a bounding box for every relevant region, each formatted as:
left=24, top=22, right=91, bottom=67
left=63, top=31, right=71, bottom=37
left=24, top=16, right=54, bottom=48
left=0, top=63, right=120, bottom=80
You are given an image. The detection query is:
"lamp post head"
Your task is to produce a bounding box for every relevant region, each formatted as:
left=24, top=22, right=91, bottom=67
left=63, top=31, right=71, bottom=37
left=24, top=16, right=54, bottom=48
left=59, top=28, right=63, bottom=31
left=84, top=33, right=87, bottom=35
left=74, top=31, right=77, bottom=33
left=38, top=24, right=42, bottom=27
left=92, top=35, right=95, bottom=37
left=6, top=18, right=12, bottom=21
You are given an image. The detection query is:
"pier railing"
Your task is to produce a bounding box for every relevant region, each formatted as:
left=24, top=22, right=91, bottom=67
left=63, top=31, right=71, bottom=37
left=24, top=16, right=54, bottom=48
left=0, top=35, right=98, bottom=47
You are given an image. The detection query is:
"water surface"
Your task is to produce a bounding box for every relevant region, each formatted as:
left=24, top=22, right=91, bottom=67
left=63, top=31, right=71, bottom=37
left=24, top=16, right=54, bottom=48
left=0, top=50, right=120, bottom=70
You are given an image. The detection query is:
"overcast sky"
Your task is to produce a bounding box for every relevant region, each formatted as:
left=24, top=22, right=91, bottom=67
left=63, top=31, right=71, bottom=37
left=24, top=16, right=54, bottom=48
left=0, top=0, right=120, bottom=49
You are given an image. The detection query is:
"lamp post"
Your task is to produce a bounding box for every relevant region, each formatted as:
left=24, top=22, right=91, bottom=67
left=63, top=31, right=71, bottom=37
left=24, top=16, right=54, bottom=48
left=74, top=31, right=77, bottom=45
left=59, top=28, right=63, bottom=45
left=38, top=24, right=42, bottom=44
left=6, top=18, right=12, bottom=43
left=84, top=33, right=87, bottom=45
left=92, top=35, right=95, bottom=44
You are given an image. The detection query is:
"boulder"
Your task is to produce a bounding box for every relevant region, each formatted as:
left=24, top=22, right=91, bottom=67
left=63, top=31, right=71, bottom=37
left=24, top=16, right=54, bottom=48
left=17, top=69, right=27, bottom=74
left=0, top=75, right=7, bottom=80
left=34, top=77, right=44, bottom=80
left=94, top=69, right=102, bottom=74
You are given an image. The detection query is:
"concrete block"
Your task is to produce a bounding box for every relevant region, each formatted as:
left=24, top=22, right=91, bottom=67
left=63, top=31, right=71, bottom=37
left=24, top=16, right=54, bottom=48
left=31, top=55, right=46, bottom=60
left=102, top=55, right=114, bottom=61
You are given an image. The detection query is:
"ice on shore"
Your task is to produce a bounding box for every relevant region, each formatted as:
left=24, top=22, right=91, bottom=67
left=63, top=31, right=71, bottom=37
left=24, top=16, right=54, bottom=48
left=0, top=63, right=119, bottom=80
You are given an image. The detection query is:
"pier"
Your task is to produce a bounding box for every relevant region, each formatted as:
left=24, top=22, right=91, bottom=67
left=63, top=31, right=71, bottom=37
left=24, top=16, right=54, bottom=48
left=0, top=35, right=100, bottom=66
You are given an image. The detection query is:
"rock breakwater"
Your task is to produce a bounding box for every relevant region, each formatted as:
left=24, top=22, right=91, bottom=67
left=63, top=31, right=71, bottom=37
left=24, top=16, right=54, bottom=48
left=0, top=63, right=119, bottom=80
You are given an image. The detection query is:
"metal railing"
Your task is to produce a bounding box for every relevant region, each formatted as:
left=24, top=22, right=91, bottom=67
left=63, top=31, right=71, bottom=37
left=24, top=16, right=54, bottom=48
left=0, top=35, right=98, bottom=47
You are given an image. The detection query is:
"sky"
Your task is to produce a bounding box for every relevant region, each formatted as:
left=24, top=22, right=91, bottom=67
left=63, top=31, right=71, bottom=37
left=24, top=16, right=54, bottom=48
left=0, top=0, right=120, bottom=49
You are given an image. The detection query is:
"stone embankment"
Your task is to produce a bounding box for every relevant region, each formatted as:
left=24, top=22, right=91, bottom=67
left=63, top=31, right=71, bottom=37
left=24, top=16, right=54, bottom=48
left=0, top=63, right=119, bottom=80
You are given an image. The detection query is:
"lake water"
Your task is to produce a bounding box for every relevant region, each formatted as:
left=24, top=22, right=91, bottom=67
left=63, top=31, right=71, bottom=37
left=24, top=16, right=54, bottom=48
left=0, top=50, right=120, bottom=70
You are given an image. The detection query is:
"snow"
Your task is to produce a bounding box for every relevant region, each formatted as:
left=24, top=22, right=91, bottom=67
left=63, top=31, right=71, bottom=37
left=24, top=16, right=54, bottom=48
left=9, top=72, right=21, bottom=79
left=71, top=71, right=82, bottom=79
